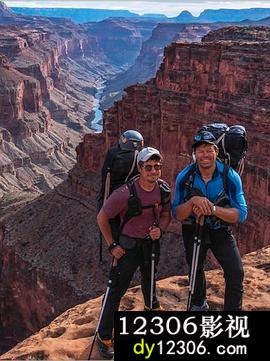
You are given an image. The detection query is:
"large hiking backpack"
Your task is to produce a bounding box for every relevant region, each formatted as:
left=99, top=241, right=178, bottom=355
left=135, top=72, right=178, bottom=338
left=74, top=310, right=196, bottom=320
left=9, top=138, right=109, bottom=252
left=98, top=142, right=142, bottom=262
left=99, top=130, right=144, bottom=206
left=198, top=123, right=248, bottom=175
left=180, top=123, right=248, bottom=227
left=98, top=145, right=139, bottom=208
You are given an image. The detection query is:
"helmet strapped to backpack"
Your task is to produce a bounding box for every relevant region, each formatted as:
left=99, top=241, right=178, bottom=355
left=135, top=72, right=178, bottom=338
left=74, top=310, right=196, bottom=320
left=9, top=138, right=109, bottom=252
left=119, top=130, right=144, bottom=151
left=198, top=122, right=248, bottom=175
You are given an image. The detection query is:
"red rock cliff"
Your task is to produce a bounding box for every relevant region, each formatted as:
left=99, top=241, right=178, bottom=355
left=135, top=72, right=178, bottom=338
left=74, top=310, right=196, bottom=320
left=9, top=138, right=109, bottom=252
left=77, top=26, right=270, bottom=253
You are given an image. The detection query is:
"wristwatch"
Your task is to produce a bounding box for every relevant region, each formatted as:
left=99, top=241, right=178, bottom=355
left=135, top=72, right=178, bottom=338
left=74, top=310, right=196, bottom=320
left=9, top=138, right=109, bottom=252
left=108, top=242, right=118, bottom=254
left=212, top=205, right=216, bottom=215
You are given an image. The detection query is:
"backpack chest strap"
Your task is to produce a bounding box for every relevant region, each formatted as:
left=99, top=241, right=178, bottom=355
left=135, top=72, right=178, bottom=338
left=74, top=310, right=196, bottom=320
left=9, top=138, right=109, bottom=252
left=182, top=163, right=229, bottom=203
left=141, top=203, right=161, bottom=209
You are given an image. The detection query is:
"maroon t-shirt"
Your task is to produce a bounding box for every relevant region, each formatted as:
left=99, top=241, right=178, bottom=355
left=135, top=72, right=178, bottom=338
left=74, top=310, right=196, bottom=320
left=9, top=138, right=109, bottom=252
left=103, top=179, right=170, bottom=239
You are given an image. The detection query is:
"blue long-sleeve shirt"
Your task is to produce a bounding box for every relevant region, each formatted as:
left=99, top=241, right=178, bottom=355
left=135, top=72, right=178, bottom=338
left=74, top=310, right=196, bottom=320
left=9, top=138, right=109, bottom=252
left=172, top=160, right=247, bottom=226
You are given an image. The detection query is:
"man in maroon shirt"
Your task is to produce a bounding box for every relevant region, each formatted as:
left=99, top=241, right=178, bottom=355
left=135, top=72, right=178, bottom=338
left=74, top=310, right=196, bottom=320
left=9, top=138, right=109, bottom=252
left=96, top=147, right=171, bottom=359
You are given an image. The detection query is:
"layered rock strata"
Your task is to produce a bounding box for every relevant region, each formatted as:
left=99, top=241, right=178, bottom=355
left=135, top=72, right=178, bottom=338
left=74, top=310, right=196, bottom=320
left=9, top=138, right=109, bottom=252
left=78, top=26, right=270, bottom=253
left=102, top=23, right=219, bottom=108
left=0, top=17, right=157, bottom=195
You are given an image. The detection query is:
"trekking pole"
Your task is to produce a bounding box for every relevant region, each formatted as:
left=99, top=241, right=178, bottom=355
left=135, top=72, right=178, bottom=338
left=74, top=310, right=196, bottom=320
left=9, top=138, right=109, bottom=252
left=149, top=209, right=159, bottom=311
left=150, top=240, right=156, bottom=310
left=88, top=258, right=115, bottom=360
left=187, top=216, right=204, bottom=311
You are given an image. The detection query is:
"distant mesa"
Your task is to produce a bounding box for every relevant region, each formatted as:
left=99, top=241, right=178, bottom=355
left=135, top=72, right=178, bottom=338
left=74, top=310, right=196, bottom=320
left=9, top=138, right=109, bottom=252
left=142, top=13, right=168, bottom=19
left=174, top=10, right=196, bottom=22
left=198, top=8, right=270, bottom=22
left=11, top=7, right=141, bottom=23
left=172, top=8, right=270, bottom=23
left=8, top=3, right=270, bottom=24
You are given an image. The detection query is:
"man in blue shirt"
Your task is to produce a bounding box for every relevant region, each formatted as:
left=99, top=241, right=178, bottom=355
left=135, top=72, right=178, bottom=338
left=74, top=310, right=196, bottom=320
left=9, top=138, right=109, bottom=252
left=172, top=131, right=247, bottom=311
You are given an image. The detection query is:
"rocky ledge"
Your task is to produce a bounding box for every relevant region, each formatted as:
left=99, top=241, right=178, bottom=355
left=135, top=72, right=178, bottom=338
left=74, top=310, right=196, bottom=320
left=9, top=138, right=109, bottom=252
left=1, top=246, right=269, bottom=360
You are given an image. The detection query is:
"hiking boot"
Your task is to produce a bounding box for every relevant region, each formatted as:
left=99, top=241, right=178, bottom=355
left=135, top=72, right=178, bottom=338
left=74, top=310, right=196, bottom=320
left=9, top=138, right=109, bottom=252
left=96, top=334, right=114, bottom=359
left=190, top=300, right=209, bottom=311
left=144, top=304, right=165, bottom=311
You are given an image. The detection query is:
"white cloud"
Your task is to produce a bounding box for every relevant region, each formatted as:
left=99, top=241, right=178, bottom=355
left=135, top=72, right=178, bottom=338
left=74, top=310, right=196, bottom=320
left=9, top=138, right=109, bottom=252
left=5, top=1, right=270, bottom=17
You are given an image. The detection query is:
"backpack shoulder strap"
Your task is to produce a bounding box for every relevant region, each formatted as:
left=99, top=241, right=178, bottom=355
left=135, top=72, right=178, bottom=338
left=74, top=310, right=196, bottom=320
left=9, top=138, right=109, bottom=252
left=158, top=179, right=171, bottom=206
left=120, top=178, right=169, bottom=234
left=222, top=163, right=230, bottom=195
left=119, top=179, right=142, bottom=235
left=124, top=150, right=138, bottom=182
left=182, top=163, right=197, bottom=192
left=178, top=163, right=199, bottom=200
left=212, top=163, right=231, bottom=211
left=127, top=178, right=137, bottom=198
left=140, top=179, right=171, bottom=210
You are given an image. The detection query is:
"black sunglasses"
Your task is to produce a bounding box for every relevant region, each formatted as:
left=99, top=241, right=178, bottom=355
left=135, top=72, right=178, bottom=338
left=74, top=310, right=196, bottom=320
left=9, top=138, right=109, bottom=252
left=194, top=131, right=216, bottom=142
left=141, top=164, right=162, bottom=171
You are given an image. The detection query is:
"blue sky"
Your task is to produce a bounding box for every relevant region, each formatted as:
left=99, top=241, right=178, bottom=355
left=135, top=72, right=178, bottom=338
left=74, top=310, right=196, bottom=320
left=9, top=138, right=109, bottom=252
left=5, top=1, right=270, bottom=16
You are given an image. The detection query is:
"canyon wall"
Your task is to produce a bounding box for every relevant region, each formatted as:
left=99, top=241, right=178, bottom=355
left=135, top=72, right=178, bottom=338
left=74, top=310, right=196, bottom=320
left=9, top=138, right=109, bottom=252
left=102, top=23, right=221, bottom=109
left=1, top=24, right=270, bottom=354
left=77, top=26, right=270, bottom=253
left=0, top=17, right=158, bottom=196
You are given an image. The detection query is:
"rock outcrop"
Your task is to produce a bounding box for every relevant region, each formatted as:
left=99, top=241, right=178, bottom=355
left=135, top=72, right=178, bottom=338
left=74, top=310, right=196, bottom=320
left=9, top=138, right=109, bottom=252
left=0, top=1, right=18, bottom=22
left=0, top=1, right=13, bottom=16
left=1, top=246, right=270, bottom=360
left=203, top=25, right=270, bottom=41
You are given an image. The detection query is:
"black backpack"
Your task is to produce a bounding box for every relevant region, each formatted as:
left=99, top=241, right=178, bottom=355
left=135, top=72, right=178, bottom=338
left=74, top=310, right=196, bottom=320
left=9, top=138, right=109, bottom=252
left=98, top=144, right=139, bottom=207
left=199, top=123, right=248, bottom=175
left=98, top=144, right=140, bottom=261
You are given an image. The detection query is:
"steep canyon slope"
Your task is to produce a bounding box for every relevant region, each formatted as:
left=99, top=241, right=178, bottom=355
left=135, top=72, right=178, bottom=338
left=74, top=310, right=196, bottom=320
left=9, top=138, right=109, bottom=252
left=0, top=10, right=157, bottom=197
left=1, top=26, right=269, bottom=353
left=101, top=23, right=220, bottom=109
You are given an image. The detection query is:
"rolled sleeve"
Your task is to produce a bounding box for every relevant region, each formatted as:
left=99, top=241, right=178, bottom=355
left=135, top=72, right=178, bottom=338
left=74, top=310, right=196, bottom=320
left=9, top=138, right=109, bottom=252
left=102, top=185, right=129, bottom=219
